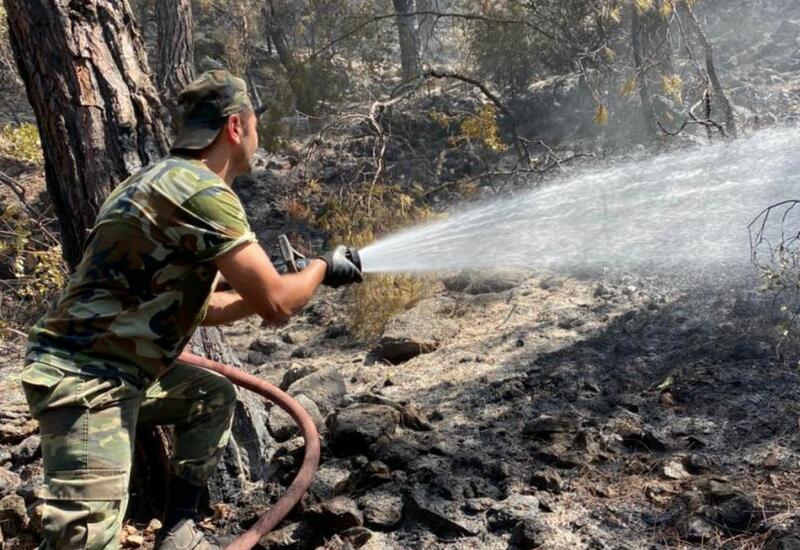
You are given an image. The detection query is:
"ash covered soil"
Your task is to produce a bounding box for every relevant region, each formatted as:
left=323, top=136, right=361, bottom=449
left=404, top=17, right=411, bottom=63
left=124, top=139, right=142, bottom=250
left=2, top=263, right=799, bottom=549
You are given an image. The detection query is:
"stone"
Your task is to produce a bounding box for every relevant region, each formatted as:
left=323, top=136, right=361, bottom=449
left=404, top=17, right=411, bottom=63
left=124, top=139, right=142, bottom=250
left=0, top=494, right=28, bottom=536
left=339, top=527, right=372, bottom=548
left=259, top=520, right=316, bottom=549
left=329, top=405, right=401, bottom=456
left=306, top=496, right=364, bottom=532
left=766, top=536, right=800, bottom=550
left=681, top=515, right=717, bottom=543
left=268, top=395, right=324, bottom=442
left=0, top=468, right=21, bottom=498
left=663, top=460, right=691, bottom=480
left=370, top=437, right=421, bottom=470
left=400, top=404, right=433, bottom=432
left=487, top=494, right=539, bottom=529
left=701, top=495, right=758, bottom=534
left=359, top=491, right=403, bottom=529
left=369, top=298, right=459, bottom=364
left=288, top=367, right=346, bottom=414
left=619, top=426, right=669, bottom=453
left=0, top=410, right=37, bottom=445
left=309, top=464, right=352, bottom=502
left=442, top=270, right=529, bottom=294
left=10, top=435, right=41, bottom=467
left=16, top=477, right=41, bottom=506
left=530, top=470, right=562, bottom=494
left=406, top=486, right=482, bottom=539
left=280, top=364, right=320, bottom=390
left=512, top=518, right=547, bottom=549
left=522, top=415, right=577, bottom=440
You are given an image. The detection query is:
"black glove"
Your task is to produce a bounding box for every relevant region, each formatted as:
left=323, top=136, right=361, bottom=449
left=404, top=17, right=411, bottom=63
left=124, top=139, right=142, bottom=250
left=320, top=245, right=363, bottom=288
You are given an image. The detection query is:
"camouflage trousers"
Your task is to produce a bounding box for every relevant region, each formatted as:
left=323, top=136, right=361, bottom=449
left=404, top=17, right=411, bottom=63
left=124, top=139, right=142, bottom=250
left=20, top=360, right=237, bottom=550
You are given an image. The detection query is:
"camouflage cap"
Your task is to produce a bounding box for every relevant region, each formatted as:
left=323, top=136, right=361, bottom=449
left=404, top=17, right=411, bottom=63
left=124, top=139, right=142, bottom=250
left=170, top=70, right=253, bottom=152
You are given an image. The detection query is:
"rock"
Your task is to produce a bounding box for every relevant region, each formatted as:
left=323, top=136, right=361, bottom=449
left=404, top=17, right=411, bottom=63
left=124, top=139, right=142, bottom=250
left=532, top=445, right=582, bottom=469
left=306, top=497, right=364, bottom=532
left=339, top=527, right=372, bottom=548
left=511, top=518, right=547, bottom=549
left=16, top=477, right=41, bottom=506
left=442, top=270, right=529, bottom=294
left=400, top=404, right=433, bottom=432
left=701, top=495, right=759, bottom=534
left=259, top=520, right=316, bottom=549
left=268, top=395, right=324, bottom=442
left=766, top=536, right=800, bottom=550
left=663, top=460, right=691, bottom=480
left=0, top=468, right=21, bottom=498
left=359, top=491, right=403, bottom=529
left=681, top=515, right=717, bottom=543
left=10, top=435, right=41, bottom=467
left=369, top=299, right=459, bottom=364
left=464, top=497, right=494, bottom=514
left=0, top=494, right=28, bottom=536
left=370, top=436, right=421, bottom=470
left=329, top=405, right=401, bottom=456
left=530, top=470, right=562, bottom=494
left=487, top=494, right=539, bottom=529
left=247, top=335, right=283, bottom=363
left=0, top=410, right=37, bottom=445
left=619, top=426, right=669, bottom=453
left=316, top=535, right=355, bottom=550
left=280, top=364, right=320, bottom=390
left=309, top=464, right=352, bottom=502
left=288, top=367, right=346, bottom=414
left=406, top=486, right=483, bottom=539
left=522, top=415, right=577, bottom=440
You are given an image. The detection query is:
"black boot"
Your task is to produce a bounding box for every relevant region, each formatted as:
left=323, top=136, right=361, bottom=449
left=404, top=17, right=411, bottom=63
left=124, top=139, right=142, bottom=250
left=162, top=476, right=204, bottom=533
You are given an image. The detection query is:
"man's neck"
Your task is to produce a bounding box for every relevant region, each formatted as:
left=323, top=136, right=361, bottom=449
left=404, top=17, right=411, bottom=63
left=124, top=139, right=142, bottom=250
left=193, top=146, right=237, bottom=185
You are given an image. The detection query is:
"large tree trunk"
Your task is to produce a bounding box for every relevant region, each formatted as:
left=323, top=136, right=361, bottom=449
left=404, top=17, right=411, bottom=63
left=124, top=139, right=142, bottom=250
left=4, top=0, right=169, bottom=268
left=392, top=0, right=422, bottom=80
left=263, top=0, right=296, bottom=73
left=4, top=0, right=272, bottom=523
left=155, top=0, right=195, bottom=121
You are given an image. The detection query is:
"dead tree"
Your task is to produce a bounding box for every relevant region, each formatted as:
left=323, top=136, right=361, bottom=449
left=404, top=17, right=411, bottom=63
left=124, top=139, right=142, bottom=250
left=155, top=0, right=195, bottom=118
left=392, top=0, right=422, bottom=79
left=680, top=3, right=737, bottom=139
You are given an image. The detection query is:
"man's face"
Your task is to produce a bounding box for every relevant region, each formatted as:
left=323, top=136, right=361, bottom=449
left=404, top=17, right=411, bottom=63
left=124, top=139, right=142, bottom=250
left=231, top=108, right=259, bottom=176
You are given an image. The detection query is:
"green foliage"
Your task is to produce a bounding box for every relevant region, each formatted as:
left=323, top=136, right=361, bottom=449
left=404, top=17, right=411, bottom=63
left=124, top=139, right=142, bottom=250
left=0, top=123, right=43, bottom=164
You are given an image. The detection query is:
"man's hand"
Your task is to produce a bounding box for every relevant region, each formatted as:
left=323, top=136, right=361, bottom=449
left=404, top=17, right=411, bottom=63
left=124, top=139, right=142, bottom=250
left=320, top=245, right=363, bottom=288
left=214, top=242, right=326, bottom=326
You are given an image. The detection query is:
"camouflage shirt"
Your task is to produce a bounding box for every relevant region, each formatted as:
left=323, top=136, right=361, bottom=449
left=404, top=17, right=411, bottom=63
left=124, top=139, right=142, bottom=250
left=26, top=155, right=257, bottom=386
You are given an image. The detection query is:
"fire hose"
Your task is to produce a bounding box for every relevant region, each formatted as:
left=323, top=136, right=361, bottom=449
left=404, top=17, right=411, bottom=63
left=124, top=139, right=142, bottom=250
left=178, top=351, right=321, bottom=550
left=172, top=237, right=360, bottom=548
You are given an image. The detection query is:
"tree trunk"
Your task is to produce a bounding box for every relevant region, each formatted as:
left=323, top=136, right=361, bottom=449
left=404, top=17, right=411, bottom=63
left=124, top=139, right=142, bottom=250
left=681, top=4, right=737, bottom=139
left=155, top=0, right=195, bottom=122
left=5, top=0, right=272, bottom=522
left=263, top=0, right=296, bottom=73
left=4, top=0, right=169, bottom=268
left=631, top=5, right=673, bottom=138
left=392, top=0, right=422, bottom=80
left=416, top=0, right=437, bottom=61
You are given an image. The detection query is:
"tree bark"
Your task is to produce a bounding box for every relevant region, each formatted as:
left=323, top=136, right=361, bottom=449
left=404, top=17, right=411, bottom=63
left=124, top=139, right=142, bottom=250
left=416, top=0, right=437, bottom=61
left=392, top=0, right=422, bottom=80
left=155, top=0, right=195, bottom=120
left=4, top=0, right=169, bottom=269
left=681, top=4, right=737, bottom=139
left=263, top=0, right=295, bottom=73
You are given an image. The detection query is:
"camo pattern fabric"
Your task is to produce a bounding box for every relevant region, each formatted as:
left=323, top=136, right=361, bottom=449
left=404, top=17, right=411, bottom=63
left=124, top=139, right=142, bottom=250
left=20, top=360, right=237, bottom=549
left=26, top=155, right=256, bottom=386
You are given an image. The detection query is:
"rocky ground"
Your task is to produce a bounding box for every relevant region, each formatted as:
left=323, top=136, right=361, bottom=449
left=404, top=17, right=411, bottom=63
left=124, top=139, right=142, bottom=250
left=3, top=264, right=800, bottom=549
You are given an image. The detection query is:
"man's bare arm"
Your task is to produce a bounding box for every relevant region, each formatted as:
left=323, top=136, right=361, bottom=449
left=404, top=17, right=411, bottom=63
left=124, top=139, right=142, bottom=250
left=209, top=241, right=326, bottom=326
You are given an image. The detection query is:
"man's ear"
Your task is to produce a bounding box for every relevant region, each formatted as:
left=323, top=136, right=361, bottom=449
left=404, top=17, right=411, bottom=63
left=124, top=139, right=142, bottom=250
left=224, top=114, right=244, bottom=145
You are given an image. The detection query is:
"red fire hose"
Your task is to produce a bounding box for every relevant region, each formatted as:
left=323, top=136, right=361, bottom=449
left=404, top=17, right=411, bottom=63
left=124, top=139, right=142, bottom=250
left=178, top=351, right=321, bottom=550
